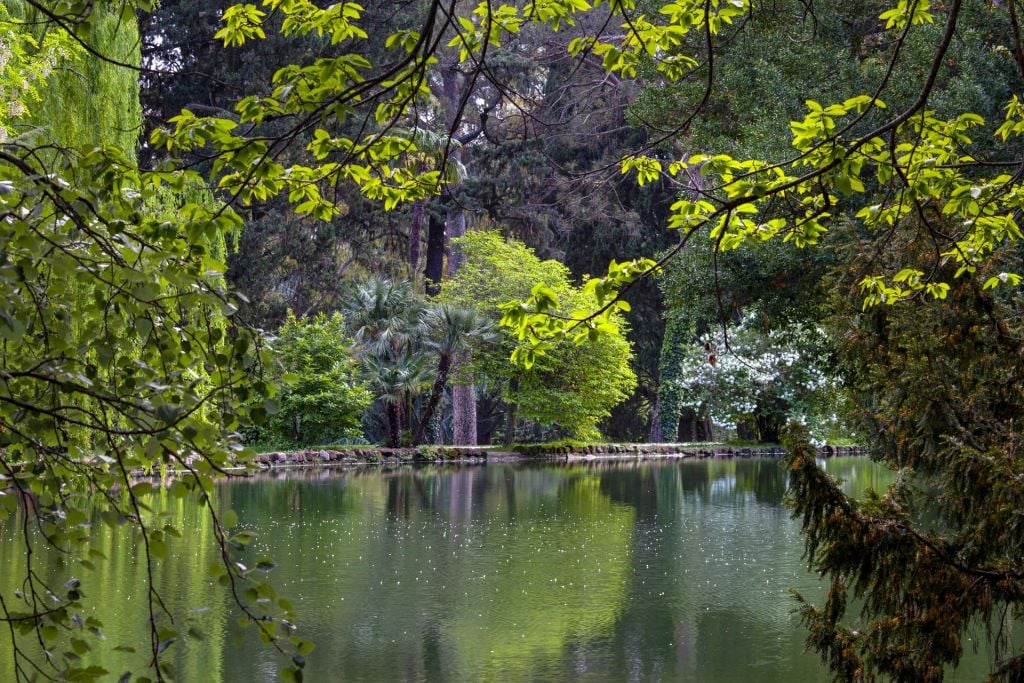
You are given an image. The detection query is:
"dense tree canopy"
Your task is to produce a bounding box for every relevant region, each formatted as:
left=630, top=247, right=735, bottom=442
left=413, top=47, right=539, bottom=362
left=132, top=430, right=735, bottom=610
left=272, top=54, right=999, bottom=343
left=5, top=0, right=1024, bottom=680
left=0, top=4, right=295, bottom=680
left=441, top=230, right=637, bottom=441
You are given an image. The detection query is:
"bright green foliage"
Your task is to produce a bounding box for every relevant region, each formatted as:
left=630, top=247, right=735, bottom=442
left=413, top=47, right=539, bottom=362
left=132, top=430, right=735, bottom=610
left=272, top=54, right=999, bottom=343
left=259, top=312, right=371, bottom=446
left=4, top=1, right=143, bottom=155
left=0, top=5, right=303, bottom=681
left=0, top=6, right=80, bottom=142
left=0, top=109, right=281, bottom=683
left=441, top=231, right=636, bottom=440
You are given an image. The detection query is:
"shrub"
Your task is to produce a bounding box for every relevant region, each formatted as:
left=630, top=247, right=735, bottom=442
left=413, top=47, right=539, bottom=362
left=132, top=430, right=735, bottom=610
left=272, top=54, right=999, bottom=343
left=261, top=311, right=372, bottom=446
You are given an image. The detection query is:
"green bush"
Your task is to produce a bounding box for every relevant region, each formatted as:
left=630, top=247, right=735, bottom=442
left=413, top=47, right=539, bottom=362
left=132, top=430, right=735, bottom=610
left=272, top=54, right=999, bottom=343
left=261, top=311, right=372, bottom=446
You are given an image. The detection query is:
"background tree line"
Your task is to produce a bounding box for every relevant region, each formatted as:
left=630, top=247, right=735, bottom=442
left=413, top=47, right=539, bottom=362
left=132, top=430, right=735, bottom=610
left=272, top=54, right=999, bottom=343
left=4, top=0, right=1024, bottom=680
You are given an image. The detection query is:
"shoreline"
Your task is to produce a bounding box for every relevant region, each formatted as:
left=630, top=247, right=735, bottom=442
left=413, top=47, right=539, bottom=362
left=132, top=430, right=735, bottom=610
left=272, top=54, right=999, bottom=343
left=246, top=442, right=867, bottom=469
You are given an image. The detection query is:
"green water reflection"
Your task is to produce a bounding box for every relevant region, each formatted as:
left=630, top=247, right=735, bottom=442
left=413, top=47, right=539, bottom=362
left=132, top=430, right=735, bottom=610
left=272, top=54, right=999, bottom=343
left=0, top=457, right=1007, bottom=681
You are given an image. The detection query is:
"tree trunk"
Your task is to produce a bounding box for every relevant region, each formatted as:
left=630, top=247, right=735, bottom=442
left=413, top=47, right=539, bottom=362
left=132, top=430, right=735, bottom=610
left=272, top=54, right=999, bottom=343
left=413, top=353, right=451, bottom=445
left=503, top=377, right=519, bottom=445
left=451, top=348, right=477, bottom=445
left=655, top=314, right=690, bottom=442
left=446, top=201, right=467, bottom=277
left=444, top=194, right=475, bottom=438
left=701, top=415, right=714, bottom=441
left=452, top=383, right=477, bottom=445
left=648, top=393, right=662, bottom=442
left=387, top=402, right=401, bottom=448
left=440, top=63, right=477, bottom=444
left=409, top=198, right=424, bottom=277
left=424, top=205, right=445, bottom=296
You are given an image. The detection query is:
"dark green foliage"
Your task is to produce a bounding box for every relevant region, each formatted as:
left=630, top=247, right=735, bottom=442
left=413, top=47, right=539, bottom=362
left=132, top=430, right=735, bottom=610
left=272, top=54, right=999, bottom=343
left=341, top=277, right=431, bottom=447
left=259, top=312, right=371, bottom=446
left=140, top=0, right=422, bottom=329
left=785, top=261, right=1024, bottom=680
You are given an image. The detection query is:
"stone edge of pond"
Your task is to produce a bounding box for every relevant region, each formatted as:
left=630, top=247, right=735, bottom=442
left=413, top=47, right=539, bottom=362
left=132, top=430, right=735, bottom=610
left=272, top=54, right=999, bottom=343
left=247, top=443, right=866, bottom=468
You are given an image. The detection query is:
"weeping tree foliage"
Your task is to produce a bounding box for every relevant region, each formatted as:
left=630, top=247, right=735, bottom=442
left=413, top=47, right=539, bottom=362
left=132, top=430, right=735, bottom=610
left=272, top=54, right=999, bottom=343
left=1, top=1, right=142, bottom=154
left=0, top=4, right=303, bottom=682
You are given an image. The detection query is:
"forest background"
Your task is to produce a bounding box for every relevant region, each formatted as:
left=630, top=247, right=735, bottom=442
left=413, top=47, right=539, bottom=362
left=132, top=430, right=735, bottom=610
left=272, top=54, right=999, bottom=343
left=3, top=0, right=1024, bottom=681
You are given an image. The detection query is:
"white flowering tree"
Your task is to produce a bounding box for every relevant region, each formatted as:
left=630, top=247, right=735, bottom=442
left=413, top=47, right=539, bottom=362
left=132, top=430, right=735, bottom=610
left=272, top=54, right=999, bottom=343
left=670, top=314, right=842, bottom=443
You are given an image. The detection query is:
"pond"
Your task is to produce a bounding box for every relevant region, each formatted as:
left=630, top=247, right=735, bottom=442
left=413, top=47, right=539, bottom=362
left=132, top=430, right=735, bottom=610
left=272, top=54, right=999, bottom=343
left=0, top=457, right=1009, bottom=681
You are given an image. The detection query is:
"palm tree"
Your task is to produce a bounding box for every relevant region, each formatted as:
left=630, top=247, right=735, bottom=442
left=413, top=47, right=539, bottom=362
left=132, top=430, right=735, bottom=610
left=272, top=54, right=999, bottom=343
left=342, top=277, right=432, bottom=446
left=341, top=277, right=427, bottom=360
left=412, top=304, right=495, bottom=445
left=363, top=352, right=433, bottom=447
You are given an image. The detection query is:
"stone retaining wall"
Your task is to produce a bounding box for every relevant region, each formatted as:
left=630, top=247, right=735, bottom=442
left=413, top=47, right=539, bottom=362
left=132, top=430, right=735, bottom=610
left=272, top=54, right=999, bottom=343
left=249, top=443, right=865, bottom=467
left=251, top=446, right=489, bottom=466
left=513, top=443, right=865, bottom=459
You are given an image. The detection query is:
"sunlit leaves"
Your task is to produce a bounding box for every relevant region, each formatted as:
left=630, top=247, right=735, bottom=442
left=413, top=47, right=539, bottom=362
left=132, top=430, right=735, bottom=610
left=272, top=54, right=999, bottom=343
left=216, top=1, right=367, bottom=46
left=1, top=109, right=290, bottom=675
left=982, top=272, right=1022, bottom=290
left=879, top=0, right=934, bottom=29
left=525, top=0, right=593, bottom=30
left=203, top=0, right=756, bottom=222
left=0, top=10, right=81, bottom=136
left=447, top=4, right=524, bottom=62
left=385, top=29, right=420, bottom=52
left=214, top=4, right=267, bottom=46
left=194, top=0, right=1024, bottom=346
left=500, top=255, right=654, bottom=368
left=620, top=155, right=662, bottom=186
left=858, top=271, right=951, bottom=309
left=648, top=93, right=1024, bottom=312
left=995, top=94, right=1024, bottom=141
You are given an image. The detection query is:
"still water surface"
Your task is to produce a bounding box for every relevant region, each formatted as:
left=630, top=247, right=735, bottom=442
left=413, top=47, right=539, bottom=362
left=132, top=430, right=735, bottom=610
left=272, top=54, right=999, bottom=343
left=0, top=457, right=1007, bottom=681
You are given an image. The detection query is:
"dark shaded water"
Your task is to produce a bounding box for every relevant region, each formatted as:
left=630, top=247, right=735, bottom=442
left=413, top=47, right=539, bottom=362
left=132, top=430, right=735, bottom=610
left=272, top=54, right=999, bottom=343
left=0, top=457, right=1010, bottom=680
